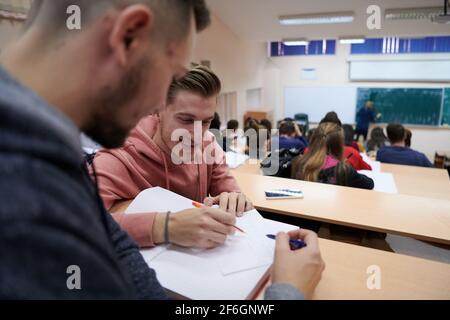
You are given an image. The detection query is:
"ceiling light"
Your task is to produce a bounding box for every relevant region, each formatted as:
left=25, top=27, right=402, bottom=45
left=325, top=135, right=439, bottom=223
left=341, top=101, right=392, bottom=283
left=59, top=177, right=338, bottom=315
left=431, top=0, right=450, bottom=24
left=339, top=37, right=366, bottom=44
left=282, top=39, right=309, bottom=46
left=279, top=12, right=354, bottom=25
left=385, top=7, right=442, bottom=20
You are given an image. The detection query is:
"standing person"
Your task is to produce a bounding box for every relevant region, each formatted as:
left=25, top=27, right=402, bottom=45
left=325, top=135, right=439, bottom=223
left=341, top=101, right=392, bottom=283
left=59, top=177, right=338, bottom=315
left=0, top=0, right=324, bottom=300
left=355, top=101, right=380, bottom=142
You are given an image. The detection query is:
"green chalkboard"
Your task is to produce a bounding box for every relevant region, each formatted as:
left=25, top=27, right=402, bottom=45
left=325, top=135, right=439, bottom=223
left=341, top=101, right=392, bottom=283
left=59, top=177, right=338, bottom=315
left=356, top=88, right=443, bottom=126
left=442, top=88, right=450, bottom=126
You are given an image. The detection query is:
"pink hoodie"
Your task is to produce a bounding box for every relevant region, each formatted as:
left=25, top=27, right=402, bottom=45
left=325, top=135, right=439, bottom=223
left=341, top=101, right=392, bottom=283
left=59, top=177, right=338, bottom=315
left=93, top=115, right=240, bottom=248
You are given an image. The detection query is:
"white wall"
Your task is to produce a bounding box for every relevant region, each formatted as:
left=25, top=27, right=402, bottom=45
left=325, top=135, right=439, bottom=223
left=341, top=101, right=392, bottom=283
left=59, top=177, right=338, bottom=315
left=192, top=15, right=268, bottom=125
left=267, top=42, right=450, bottom=159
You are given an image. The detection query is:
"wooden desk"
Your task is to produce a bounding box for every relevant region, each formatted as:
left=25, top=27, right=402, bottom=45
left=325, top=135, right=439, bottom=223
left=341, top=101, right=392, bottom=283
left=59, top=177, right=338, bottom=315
left=232, top=160, right=262, bottom=175
left=231, top=172, right=450, bottom=245
left=381, top=163, right=450, bottom=201
left=117, top=199, right=450, bottom=299
left=259, top=238, right=450, bottom=300
left=231, top=161, right=450, bottom=201
left=381, top=163, right=448, bottom=180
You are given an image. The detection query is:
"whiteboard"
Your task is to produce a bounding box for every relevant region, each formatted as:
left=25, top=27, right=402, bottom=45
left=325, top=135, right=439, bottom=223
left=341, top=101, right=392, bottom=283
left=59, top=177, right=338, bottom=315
left=349, top=60, right=450, bottom=81
left=284, top=86, right=357, bottom=124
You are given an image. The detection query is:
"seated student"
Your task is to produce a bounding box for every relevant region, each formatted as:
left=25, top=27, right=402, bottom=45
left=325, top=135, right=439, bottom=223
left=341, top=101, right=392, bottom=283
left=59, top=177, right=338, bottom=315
left=260, top=119, right=273, bottom=133
left=273, top=121, right=308, bottom=151
left=209, top=112, right=223, bottom=146
left=260, top=118, right=273, bottom=150
left=366, top=127, right=387, bottom=153
left=342, top=124, right=360, bottom=152
left=292, top=123, right=374, bottom=190
left=314, top=113, right=372, bottom=171
left=405, top=128, right=412, bottom=148
left=377, top=124, right=432, bottom=167
left=244, top=118, right=267, bottom=158
left=222, top=119, right=239, bottom=152
left=93, top=67, right=254, bottom=248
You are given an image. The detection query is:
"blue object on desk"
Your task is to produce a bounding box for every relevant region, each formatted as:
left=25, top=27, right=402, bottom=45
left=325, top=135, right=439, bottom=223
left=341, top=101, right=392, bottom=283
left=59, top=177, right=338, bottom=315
left=266, top=234, right=307, bottom=250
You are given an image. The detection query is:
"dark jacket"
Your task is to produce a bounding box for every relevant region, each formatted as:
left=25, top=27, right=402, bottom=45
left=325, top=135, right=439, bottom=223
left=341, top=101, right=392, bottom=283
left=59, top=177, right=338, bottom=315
left=318, top=166, right=375, bottom=190
left=356, top=107, right=375, bottom=132
left=0, top=66, right=167, bottom=299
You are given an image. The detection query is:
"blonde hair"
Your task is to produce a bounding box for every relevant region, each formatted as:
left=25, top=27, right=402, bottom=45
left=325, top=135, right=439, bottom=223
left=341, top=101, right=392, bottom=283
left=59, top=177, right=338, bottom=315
left=292, top=123, right=347, bottom=184
left=167, top=65, right=221, bottom=103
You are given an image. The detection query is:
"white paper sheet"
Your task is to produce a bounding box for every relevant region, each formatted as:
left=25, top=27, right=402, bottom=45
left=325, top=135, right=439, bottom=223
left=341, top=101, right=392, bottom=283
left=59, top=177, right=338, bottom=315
left=125, top=187, right=298, bottom=300
left=360, top=153, right=381, bottom=172
left=226, top=151, right=250, bottom=169
left=358, top=170, right=398, bottom=194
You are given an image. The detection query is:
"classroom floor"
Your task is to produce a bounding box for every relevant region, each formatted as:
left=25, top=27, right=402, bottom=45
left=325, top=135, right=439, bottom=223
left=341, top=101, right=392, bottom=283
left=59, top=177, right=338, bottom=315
left=259, top=211, right=450, bottom=264
left=386, top=235, right=450, bottom=264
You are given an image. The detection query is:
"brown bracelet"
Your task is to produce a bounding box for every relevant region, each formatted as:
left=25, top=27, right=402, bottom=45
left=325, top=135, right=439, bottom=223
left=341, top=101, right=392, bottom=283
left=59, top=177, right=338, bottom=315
left=164, top=211, right=171, bottom=244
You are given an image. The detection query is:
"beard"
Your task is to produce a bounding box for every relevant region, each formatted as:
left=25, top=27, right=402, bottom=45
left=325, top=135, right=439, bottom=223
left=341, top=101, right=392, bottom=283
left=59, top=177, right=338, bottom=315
left=83, top=56, right=150, bottom=149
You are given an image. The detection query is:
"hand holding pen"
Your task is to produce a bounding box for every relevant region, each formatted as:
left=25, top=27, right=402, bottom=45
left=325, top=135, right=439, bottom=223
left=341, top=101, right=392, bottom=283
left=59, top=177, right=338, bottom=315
left=272, top=229, right=325, bottom=300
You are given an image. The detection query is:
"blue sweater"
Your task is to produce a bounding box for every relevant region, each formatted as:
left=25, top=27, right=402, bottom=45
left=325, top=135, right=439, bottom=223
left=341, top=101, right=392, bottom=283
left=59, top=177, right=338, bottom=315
left=376, top=146, right=432, bottom=168
left=274, top=136, right=308, bottom=151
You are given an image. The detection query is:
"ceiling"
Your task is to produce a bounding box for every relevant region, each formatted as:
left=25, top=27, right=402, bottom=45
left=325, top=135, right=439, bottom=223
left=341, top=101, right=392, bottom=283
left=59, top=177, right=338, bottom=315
left=206, top=0, right=450, bottom=42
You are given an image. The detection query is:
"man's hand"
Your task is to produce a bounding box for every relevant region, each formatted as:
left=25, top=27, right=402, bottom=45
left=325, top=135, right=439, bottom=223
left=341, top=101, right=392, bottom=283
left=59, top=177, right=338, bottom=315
left=204, top=192, right=254, bottom=217
left=272, top=229, right=325, bottom=300
left=153, top=208, right=236, bottom=249
left=293, top=122, right=303, bottom=137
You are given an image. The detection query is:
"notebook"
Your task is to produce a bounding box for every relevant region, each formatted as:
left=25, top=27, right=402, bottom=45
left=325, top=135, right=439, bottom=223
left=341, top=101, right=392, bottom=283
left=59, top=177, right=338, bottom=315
left=125, top=187, right=297, bottom=300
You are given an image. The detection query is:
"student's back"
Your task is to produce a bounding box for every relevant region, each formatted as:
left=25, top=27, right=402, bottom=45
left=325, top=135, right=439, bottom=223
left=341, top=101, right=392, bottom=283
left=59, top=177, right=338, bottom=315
left=366, top=127, right=387, bottom=152
left=0, top=67, right=166, bottom=299
left=274, top=121, right=308, bottom=151
left=277, top=135, right=308, bottom=151
left=292, top=123, right=374, bottom=190
left=377, top=146, right=432, bottom=167
left=377, top=123, right=432, bottom=168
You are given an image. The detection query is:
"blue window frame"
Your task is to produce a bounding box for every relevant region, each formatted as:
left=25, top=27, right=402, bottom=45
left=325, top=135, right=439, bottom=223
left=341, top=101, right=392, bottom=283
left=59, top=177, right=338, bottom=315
left=351, top=36, right=450, bottom=54
left=270, top=40, right=336, bottom=57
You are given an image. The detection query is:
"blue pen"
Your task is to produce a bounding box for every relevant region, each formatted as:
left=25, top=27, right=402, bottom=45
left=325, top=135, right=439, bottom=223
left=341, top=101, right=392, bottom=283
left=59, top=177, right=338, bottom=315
left=266, top=234, right=307, bottom=250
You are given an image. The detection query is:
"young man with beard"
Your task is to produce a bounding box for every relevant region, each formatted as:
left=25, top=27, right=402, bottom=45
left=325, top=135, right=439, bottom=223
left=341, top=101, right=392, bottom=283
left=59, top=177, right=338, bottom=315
left=0, top=0, right=324, bottom=299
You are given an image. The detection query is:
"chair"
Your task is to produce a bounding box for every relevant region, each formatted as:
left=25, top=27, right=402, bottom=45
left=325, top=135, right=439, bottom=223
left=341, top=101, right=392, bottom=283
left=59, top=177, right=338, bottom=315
left=294, top=113, right=309, bottom=134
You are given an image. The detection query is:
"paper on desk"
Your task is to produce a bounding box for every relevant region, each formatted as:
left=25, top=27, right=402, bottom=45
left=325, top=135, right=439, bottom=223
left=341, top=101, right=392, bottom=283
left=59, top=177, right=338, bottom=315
left=226, top=151, right=249, bottom=169
left=125, top=187, right=194, bottom=214
left=125, top=188, right=288, bottom=275
left=125, top=187, right=298, bottom=299
left=360, top=153, right=381, bottom=172
left=358, top=170, right=398, bottom=194
left=147, top=209, right=296, bottom=300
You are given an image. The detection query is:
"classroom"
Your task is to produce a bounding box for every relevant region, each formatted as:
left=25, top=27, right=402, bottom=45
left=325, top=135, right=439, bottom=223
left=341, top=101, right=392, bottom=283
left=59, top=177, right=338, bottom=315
left=0, top=0, right=449, bottom=306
